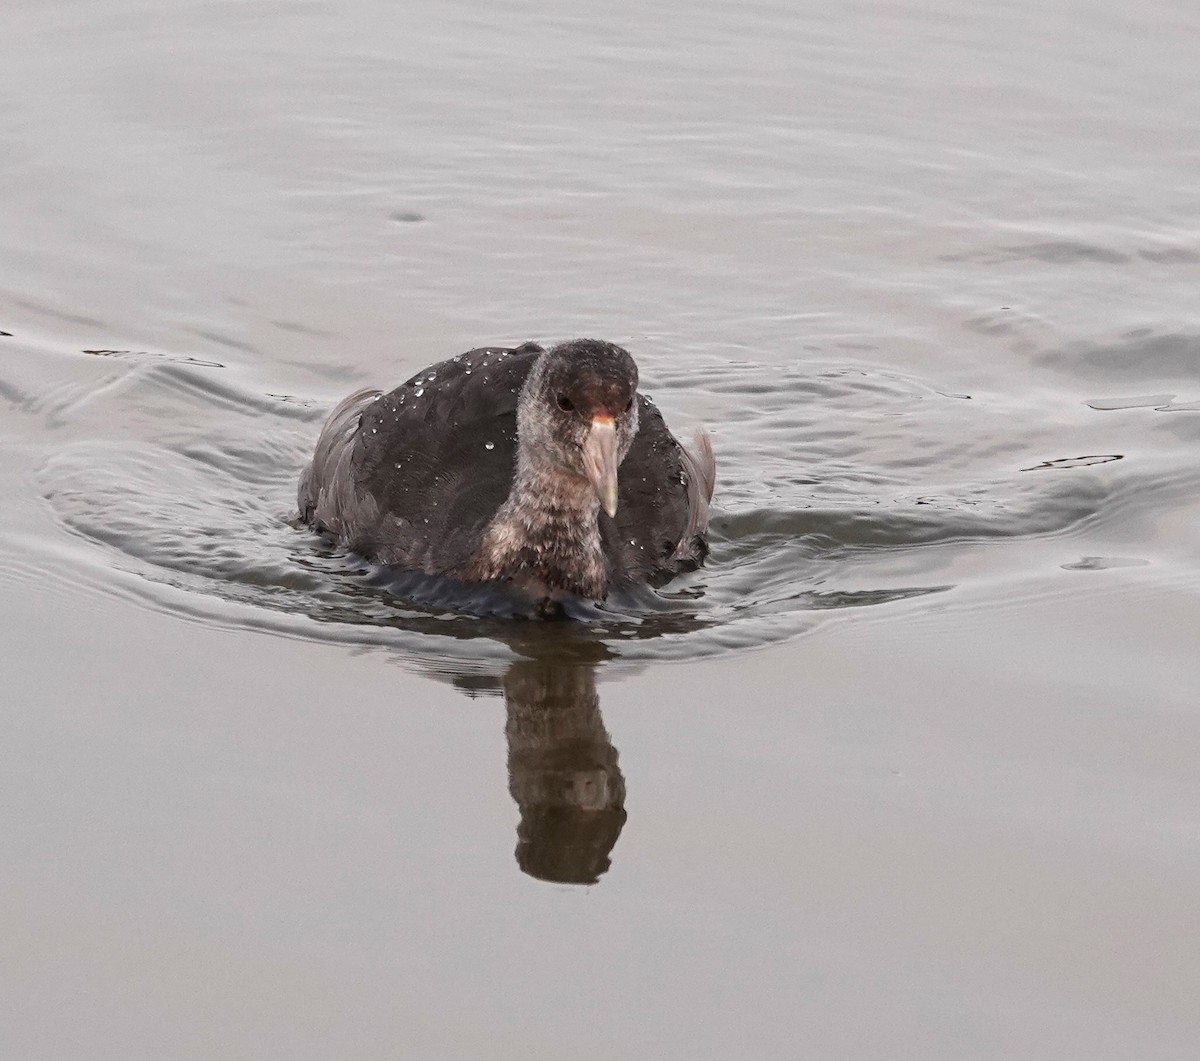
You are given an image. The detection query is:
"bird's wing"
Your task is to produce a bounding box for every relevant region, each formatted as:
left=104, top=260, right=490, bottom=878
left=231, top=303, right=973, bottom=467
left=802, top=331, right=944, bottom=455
left=302, top=343, right=543, bottom=570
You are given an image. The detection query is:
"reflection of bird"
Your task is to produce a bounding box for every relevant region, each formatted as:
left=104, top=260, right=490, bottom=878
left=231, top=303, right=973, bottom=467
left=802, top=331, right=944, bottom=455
left=298, top=339, right=714, bottom=612
left=503, top=656, right=626, bottom=886
left=436, top=626, right=628, bottom=885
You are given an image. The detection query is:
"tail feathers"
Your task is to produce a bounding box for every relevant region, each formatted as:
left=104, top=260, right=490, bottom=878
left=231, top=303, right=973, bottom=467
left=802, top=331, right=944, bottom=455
left=297, top=387, right=380, bottom=532
left=688, top=428, right=716, bottom=502
left=674, top=427, right=716, bottom=556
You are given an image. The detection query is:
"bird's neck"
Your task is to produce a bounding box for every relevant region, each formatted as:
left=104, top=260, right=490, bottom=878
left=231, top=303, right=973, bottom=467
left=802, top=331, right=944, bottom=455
left=472, top=459, right=608, bottom=600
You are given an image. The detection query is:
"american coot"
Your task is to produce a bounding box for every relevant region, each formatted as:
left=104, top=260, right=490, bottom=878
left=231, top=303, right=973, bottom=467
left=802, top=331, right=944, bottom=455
left=298, top=339, right=715, bottom=609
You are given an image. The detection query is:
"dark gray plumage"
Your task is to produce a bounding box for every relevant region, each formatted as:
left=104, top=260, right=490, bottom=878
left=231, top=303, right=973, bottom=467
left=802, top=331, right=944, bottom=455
left=298, top=339, right=715, bottom=609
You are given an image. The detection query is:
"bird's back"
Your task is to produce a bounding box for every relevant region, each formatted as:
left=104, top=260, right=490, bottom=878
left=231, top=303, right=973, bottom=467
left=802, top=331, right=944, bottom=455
left=299, top=342, right=539, bottom=571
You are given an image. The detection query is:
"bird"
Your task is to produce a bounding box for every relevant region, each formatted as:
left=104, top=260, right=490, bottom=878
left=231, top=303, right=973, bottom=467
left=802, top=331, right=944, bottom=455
left=297, top=338, right=715, bottom=614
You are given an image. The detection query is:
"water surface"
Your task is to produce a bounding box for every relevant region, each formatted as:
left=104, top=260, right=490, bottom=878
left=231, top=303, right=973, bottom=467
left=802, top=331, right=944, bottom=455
left=3, top=1, right=1200, bottom=1057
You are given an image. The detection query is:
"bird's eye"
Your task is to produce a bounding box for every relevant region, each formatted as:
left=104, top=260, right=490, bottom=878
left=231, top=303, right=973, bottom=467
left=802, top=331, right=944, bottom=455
left=556, top=394, right=575, bottom=412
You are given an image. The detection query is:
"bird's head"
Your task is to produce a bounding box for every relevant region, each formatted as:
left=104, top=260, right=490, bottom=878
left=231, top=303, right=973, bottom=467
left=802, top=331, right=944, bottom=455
left=519, top=339, right=640, bottom=517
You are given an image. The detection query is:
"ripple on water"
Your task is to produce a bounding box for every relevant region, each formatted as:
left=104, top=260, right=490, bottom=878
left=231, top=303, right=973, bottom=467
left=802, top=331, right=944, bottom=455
left=1062, top=556, right=1150, bottom=571
left=24, top=344, right=1146, bottom=669
left=1038, top=330, right=1200, bottom=384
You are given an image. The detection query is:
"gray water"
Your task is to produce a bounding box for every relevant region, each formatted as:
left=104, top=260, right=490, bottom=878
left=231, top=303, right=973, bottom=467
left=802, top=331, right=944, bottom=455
left=3, top=1, right=1200, bottom=1057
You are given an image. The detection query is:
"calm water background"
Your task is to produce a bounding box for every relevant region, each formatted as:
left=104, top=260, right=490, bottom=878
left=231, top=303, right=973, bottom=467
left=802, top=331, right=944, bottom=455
left=3, top=1, right=1200, bottom=1057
